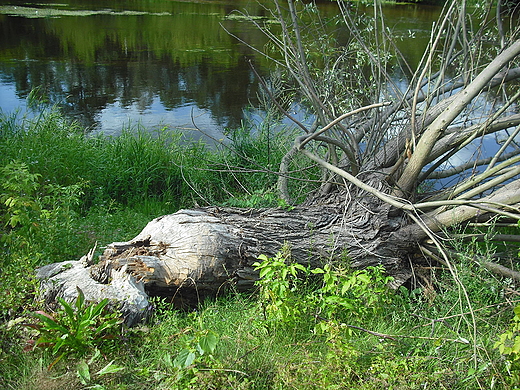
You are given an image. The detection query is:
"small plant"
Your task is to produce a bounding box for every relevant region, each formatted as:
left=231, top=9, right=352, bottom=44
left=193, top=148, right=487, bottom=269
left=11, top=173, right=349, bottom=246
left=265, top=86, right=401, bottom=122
left=173, top=328, right=218, bottom=369
left=253, top=249, right=393, bottom=333
left=0, top=160, right=85, bottom=255
left=312, top=264, right=393, bottom=323
left=161, top=327, right=219, bottom=388
left=0, top=160, right=42, bottom=236
left=76, top=349, right=125, bottom=387
left=27, top=287, right=122, bottom=366
left=253, top=247, right=308, bottom=325
left=0, top=160, right=86, bottom=315
left=495, top=304, right=520, bottom=386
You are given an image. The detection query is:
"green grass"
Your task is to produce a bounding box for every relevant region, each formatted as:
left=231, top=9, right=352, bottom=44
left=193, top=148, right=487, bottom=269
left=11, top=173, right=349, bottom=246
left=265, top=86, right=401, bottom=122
left=0, top=104, right=519, bottom=389
left=0, top=103, right=306, bottom=317
left=7, top=277, right=514, bottom=389
left=0, top=105, right=300, bottom=212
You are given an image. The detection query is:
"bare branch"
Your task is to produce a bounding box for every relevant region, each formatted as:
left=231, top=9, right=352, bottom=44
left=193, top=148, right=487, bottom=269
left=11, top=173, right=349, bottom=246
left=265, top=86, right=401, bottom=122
left=395, top=39, right=520, bottom=196
left=426, top=149, right=520, bottom=180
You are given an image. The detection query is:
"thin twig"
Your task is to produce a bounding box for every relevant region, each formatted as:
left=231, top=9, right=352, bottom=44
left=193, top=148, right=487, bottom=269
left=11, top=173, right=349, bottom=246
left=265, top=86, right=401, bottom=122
left=198, top=368, right=249, bottom=376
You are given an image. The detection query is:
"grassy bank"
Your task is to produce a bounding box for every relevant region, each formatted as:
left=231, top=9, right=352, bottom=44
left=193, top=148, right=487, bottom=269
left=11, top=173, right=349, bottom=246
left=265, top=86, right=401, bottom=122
left=0, top=105, right=519, bottom=389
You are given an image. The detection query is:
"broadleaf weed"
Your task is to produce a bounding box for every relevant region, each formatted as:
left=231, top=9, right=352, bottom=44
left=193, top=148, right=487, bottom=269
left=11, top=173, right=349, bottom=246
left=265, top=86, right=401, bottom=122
left=0, top=161, right=87, bottom=315
left=28, top=287, right=122, bottom=363
left=495, top=304, right=520, bottom=386
left=254, top=250, right=393, bottom=335
left=158, top=326, right=220, bottom=389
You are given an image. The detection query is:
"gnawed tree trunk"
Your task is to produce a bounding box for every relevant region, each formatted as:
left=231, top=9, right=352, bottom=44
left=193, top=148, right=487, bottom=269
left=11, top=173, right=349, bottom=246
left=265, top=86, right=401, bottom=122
left=37, top=195, right=415, bottom=324
left=36, top=177, right=520, bottom=325
left=37, top=258, right=150, bottom=326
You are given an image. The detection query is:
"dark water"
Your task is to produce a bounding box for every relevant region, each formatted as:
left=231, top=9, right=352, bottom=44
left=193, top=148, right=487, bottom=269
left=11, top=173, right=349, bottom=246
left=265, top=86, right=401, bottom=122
left=0, top=0, right=441, bottom=140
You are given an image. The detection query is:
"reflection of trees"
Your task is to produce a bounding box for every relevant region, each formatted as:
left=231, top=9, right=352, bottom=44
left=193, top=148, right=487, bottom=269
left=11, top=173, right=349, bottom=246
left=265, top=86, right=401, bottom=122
left=0, top=2, right=268, bottom=130
left=0, top=52, right=261, bottom=130
left=158, top=56, right=259, bottom=129
left=0, top=1, right=445, bottom=130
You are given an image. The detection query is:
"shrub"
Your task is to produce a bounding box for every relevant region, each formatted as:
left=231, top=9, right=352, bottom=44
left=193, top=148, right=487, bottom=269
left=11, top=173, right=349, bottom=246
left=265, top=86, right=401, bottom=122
left=253, top=249, right=393, bottom=333
left=0, top=161, right=85, bottom=316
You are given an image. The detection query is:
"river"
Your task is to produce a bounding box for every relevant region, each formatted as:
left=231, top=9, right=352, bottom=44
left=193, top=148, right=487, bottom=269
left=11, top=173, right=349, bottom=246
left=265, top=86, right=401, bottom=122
left=0, top=1, right=444, bottom=140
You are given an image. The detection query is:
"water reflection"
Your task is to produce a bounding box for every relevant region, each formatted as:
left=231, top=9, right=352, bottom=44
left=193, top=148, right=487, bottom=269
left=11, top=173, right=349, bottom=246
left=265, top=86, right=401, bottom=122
left=0, top=0, right=274, bottom=138
left=0, top=0, right=444, bottom=138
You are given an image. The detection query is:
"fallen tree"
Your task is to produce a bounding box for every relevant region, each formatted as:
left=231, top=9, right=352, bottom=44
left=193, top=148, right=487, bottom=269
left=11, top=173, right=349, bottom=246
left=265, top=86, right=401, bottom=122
left=37, top=0, right=520, bottom=324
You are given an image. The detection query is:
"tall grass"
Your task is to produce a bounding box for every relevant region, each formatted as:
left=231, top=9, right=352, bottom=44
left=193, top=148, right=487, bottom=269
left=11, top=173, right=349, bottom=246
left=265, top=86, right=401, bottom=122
left=0, top=106, right=299, bottom=211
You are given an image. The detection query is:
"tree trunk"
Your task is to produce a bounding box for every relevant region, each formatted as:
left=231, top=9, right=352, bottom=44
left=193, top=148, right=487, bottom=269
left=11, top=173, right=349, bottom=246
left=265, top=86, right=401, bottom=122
left=37, top=193, right=418, bottom=324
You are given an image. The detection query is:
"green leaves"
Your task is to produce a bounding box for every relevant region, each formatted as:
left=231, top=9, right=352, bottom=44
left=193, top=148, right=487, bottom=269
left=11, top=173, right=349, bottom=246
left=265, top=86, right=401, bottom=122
left=0, top=160, right=86, bottom=315
left=254, top=250, right=394, bottom=332
left=77, top=360, right=91, bottom=384
left=253, top=248, right=309, bottom=324
left=157, top=328, right=219, bottom=388
left=495, top=304, right=520, bottom=359
left=96, top=360, right=126, bottom=376
left=77, top=350, right=125, bottom=387
left=174, top=349, right=197, bottom=369
left=494, top=304, right=520, bottom=387
left=1, top=161, right=42, bottom=231
left=198, top=331, right=218, bottom=355
left=172, top=329, right=219, bottom=369
left=29, top=287, right=122, bottom=360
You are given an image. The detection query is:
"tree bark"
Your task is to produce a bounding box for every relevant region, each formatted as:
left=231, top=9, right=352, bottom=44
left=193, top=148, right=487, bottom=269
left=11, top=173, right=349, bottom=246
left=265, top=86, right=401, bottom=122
left=97, top=202, right=414, bottom=289
left=37, top=196, right=418, bottom=324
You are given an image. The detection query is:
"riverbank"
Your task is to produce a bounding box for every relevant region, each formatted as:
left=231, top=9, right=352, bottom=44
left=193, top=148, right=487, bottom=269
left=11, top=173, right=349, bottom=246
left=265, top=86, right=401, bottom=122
left=0, top=106, right=518, bottom=389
